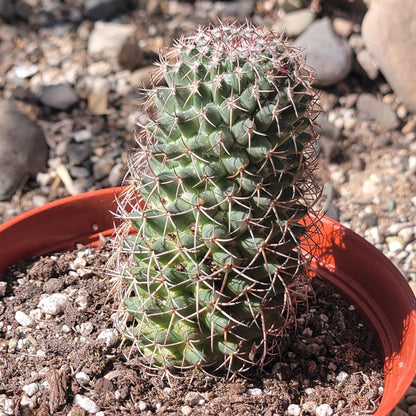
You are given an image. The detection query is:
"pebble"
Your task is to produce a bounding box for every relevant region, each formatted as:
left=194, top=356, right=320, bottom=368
left=410, top=405, right=416, bottom=416
left=315, top=404, right=333, bottom=416
left=14, top=310, right=35, bottom=327
left=247, top=388, right=262, bottom=396
left=287, top=404, right=301, bottom=415
left=294, top=17, right=353, bottom=87
left=0, top=395, right=14, bottom=415
left=181, top=405, right=193, bottom=416
left=387, top=237, right=405, bottom=253
left=184, top=391, right=203, bottom=406
left=273, top=8, right=315, bottom=37
left=73, top=394, right=100, bottom=414
left=38, top=293, right=69, bottom=316
left=39, top=83, right=79, bottom=111
left=356, top=93, right=399, bottom=130
left=138, top=401, right=147, bottom=411
left=22, top=382, right=38, bottom=397
left=362, top=0, right=416, bottom=112
left=97, top=328, right=119, bottom=347
left=75, top=372, right=91, bottom=386
left=88, top=21, right=135, bottom=58
left=0, top=102, right=48, bottom=200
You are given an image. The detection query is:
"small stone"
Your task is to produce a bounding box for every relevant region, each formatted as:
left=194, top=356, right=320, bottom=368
left=38, top=293, right=69, bottom=316
left=315, top=404, right=333, bottom=416
left=0, top=395, right=15, bottom=415
left=14, top=310, right=34, bottom=327
left=40, top=84, right=79, bottom=111
left=108, top=163, right=126, bottom=187
left=75, top=372, right=91, bottom=386
left=97, top=328, right=119, bottom=347
left=184, top=392, right=203, bottom=406
left=273, top=9, right=315, bottom=38
left=138, top=401, right=147, bottom=411
left=407, top=395, right=416, bottom=405
left=409, top=404, right=416, bottom=416
left=22, top=382, right=39, bottom=397
left=0, top=281, right=7, bottom=296
left=336, top=371, right=349, bottom=382
left=88, top=21, right=135, bottom=58
left=356, top=93, right=399, bottom=130
left=387, top=237, right=405, bottom=253
left=332, top=17, right=354, bottom=37
left=287, top=403, right=301, bottom=415
left=73, top=394, right=100, bottom=414
left=93, top=157, right=113, bottom=181
left=181, top=405, right=193, bottom=416
left=247, top=388, right=262, bottom=396
left=88, top=78, right=111, bottom=115
left=356, top=49, right=379, bottom=80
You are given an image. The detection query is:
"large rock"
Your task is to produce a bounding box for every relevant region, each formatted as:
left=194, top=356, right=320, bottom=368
left=362, top=0, right=416, bottom=112
left=294, top=17, right=352, bottom=87
left=0, top=102, right=48, bottom=200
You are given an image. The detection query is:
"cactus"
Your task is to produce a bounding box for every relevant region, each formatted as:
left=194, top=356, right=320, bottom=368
left=111, top=21, right=320, bottom=377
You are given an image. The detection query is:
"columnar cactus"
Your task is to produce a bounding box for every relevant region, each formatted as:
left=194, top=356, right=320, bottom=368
left=111, top=22, right=320, bottom=377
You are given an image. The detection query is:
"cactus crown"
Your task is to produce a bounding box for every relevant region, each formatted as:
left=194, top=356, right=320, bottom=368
left=111, top=21, right=320, bottom=378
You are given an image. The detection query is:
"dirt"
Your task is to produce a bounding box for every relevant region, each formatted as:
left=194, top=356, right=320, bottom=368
left=0, top=241, right=384, bottom=415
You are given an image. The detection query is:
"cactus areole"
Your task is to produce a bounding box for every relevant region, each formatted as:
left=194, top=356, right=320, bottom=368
left=112, top=22, right=320, bottom=377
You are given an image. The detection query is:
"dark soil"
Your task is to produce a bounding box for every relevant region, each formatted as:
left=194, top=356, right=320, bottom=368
left=0, top=241, right=384, bottom=415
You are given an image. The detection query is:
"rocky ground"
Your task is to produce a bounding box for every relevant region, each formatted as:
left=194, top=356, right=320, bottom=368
left=0, top=0, right=415, bottom=415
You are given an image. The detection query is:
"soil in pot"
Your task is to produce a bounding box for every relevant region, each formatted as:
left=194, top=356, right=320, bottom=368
left=0, top=241, right=384, bottom=416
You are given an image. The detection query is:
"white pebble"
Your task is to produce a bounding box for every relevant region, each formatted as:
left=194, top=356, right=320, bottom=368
left=38, top=293, right=69, bottom=315
left=181, top=405, right=193, bottom=415
left=247, top=388, right=262, bottom=396
left=14, top=311, right=34, bottom=327
left=75, top=372, right=90, bottom=386
left=287, top=404, right=301, bottom=415
left=22, top=383, right=38, bottom=397
left=0, top=395, right=15, bottom=415
left=387, top=237, right=405, bottom=253
left=336, top=371, right=349, bottom=382
left=97, top=328, right=119, bottom=347
left=315, top=404, right=333, bottom=416
left=138, top=401, right=147, bottom=411
left=73, top=394, right=100, bottom=414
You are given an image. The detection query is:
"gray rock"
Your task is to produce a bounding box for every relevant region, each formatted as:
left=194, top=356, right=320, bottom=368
left=356, top=93, right=400, bottom=130
left=362, top=0, right=416, bottom=112
left=294, top=17, right=353, bottom=87
left=213, top=0, right=256, bottom=18
left=40, top=84, right=79, bottom=111
left=0, top=102, right=48, bottom=200
left=273, top=8, right=315, bottom=38
left=93, top=157, right=113, bottom=180
left=67, top=141, right=92, bottom=165
left=88, top=21, right=135, bottom=58
left=85, top=0, right=132, bottom=21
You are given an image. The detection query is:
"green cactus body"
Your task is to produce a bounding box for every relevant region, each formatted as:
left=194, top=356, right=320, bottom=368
left=112, top=22, right=319, bottom=376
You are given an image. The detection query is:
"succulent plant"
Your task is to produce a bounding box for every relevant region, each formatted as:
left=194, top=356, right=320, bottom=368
left=111, top=21, right=320, bottom=377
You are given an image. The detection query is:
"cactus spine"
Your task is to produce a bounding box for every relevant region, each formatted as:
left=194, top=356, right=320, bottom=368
left=111, top=22, right=320, bottom=376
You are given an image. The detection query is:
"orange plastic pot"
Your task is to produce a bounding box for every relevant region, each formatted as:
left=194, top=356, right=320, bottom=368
left=0, top=187, right=415, bottom=415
